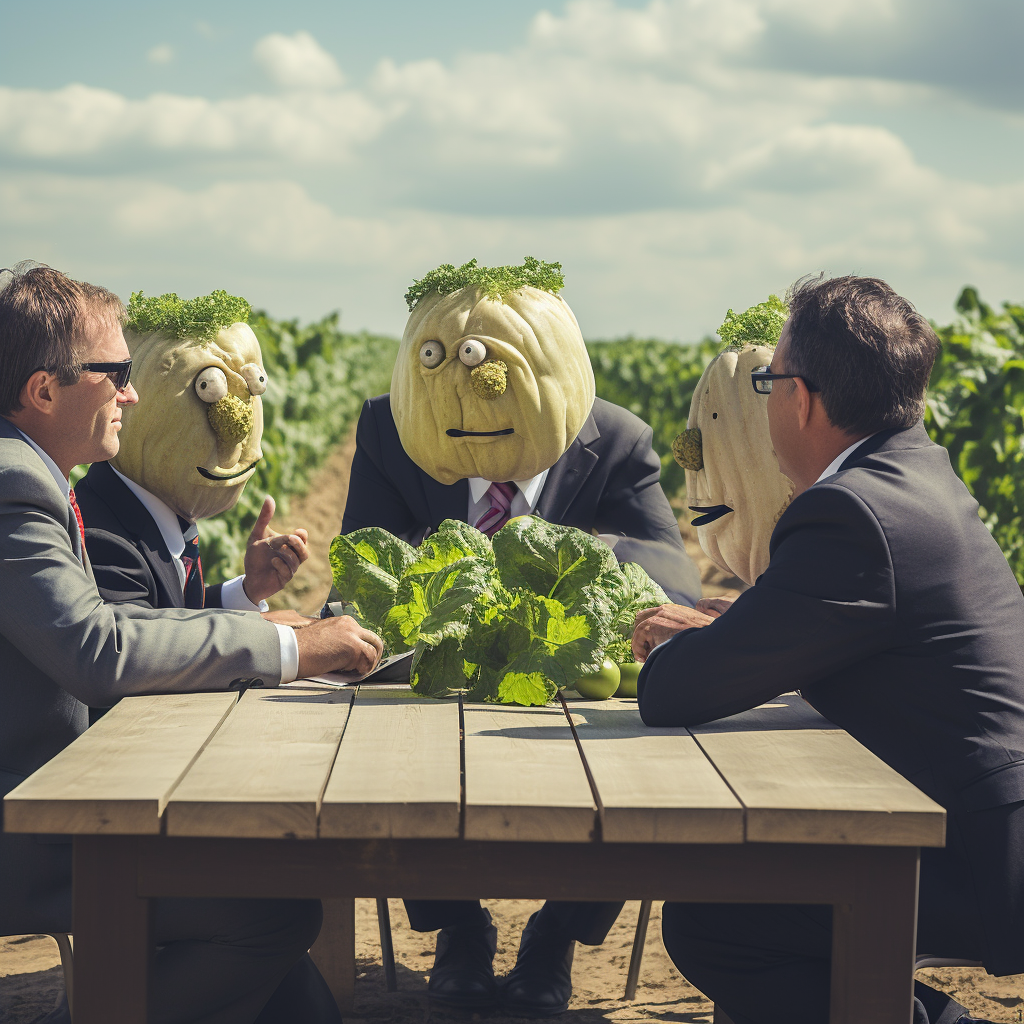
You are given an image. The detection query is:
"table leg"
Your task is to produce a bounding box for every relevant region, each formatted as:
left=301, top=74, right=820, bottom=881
left=830, top=846, right=919, bottom=1024
left=73, top=835, right=152, bottom=1024
left=310, top=897, right=356, bottom=1014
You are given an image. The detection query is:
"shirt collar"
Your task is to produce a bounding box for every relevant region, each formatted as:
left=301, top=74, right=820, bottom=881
left=814, top=433, right=878, bottom=485
left=11, top=425, right=70, bottom=499
left=110, top=466, right=186, bottom=559
left=468, top=469, right=549, bottom=510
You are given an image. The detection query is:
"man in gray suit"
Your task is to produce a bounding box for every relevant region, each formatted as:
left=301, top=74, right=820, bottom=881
left=0, top=263, right=383, bottom=1023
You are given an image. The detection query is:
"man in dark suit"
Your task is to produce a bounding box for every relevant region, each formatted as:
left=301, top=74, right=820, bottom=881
left=335, top=394, right=701, bottom=1015
left=343, top=393, right=701, bottom=605
left=0, top=263, right=383, bottom=1024
left=632, top=275, right=1024, bottom=1024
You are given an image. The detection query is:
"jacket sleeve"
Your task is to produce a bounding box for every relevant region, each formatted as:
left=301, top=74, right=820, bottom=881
left=83, top=527, right=161, bottom=607
left=637, top=483, right=897, bottom=726
left=341, top=399, right=420, bottom=539
left=595, top=422, right=702, bottom=605
left=0, top=465, right=282, bottom=705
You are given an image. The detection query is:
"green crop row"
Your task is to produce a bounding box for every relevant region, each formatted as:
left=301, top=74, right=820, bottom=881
left=201, top=313, right=397, bottom=582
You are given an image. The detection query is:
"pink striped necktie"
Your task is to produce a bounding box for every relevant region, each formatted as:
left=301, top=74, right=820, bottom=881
left=475, top=481, right=516, bottom=537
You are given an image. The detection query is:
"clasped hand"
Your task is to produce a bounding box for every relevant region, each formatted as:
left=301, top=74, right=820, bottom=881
left=631, top=597, right=735, bottom=662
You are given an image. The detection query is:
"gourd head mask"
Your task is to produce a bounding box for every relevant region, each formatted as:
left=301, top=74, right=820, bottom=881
left=673, top=297, right=793, bottom=586
left=111, top=290, right=266, bottom=522
left=391, top=257, right=596, bottom=485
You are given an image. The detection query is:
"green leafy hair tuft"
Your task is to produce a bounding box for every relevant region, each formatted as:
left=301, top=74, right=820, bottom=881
left=717, top=294, right=789, bottom=349
left=125, top=289, right=252, bottom=341
left=404, top=257, right=564, bottom=311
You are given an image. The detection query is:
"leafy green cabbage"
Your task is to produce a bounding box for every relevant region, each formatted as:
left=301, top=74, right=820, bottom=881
left=328, top=515, right=667, bottom=705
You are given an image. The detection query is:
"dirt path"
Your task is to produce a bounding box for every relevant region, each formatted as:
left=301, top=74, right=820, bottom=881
left=5, top=902, right=1024, bottom=1023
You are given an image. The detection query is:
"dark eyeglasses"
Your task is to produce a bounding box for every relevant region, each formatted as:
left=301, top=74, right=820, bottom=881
left=32, top=359, right=133, bottom=393
left=80, top=359, right=133, bottom=393
left=751, top=365, right=819, bottom=395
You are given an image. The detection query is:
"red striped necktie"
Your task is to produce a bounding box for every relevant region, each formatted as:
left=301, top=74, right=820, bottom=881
left=177, top=516, right=205, bottom=609
left=68, top=487, right=86, bottom=552
left=474, top=481, right=516, bottom=537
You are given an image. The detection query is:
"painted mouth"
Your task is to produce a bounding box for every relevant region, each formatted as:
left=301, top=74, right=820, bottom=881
left=197, top=458, right=261, bottom=481
left=446, top=428, right=515, bottom=437
left=689, top=504, right=733, bottom=527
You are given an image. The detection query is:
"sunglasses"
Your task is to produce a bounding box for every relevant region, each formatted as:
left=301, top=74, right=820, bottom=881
left=80, top=359, right=133, bottom=393
left=31, top=359, right=133, bottom=393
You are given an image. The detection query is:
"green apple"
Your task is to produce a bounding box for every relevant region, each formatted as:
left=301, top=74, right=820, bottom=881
left=615, top=661, right=642, bottom=698
left=574, top=659, right=620, bottom=700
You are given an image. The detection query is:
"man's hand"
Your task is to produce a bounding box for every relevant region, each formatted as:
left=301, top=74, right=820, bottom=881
left=242, top=496, right=310, bottom=604
left=632, top=603, right=716, bottom=662
left=295, top=616, right=384, bottom=678
left=694, top=597, right=736, bottom=619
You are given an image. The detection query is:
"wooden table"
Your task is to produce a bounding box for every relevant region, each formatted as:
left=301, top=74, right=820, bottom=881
left=4, top=686, right=944, bottom=1024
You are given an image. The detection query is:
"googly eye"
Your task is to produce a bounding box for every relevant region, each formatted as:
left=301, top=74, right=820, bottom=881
left=419, top=340, right=446, bottom=369
left=194, top=366, right=228, bottom=404
left=240, top=362, right=267, bottom=396
left=457, top=339, right=487, bottom=366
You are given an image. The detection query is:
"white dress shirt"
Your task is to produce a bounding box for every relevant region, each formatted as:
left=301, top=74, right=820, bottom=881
left=467, top=470, right=550, bottom=524
left=107, top=469, right=299, bottom=683
left=814, top=434, right=878, bottom=485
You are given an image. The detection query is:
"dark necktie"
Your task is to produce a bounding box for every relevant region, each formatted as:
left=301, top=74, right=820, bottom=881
left=68, top=487, right=86, bottom=556
left=474, top=481, right=516, bottom=537
left=177, top=515, right=205, bottom=609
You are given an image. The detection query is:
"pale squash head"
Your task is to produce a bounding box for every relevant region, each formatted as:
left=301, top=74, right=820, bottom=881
left=111, top=291, right=265, bottom=521
left=392, top=259, right=595, bottom=485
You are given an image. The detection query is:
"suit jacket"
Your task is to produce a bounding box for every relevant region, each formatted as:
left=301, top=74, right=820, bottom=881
left=75, top=460, right=224, bottom=609
left=637, top=422, right=1024, bottom=974
left=0, top=417, right=281, bottom=934
left=341, top=394, right=701, bottom=604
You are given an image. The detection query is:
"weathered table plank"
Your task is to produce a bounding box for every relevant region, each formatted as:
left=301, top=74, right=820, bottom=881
left=462, top=703, right=596, bottom=842
left=164, top=686, right=352, bottom=839
left=565, top=698, right=744, bottom=843
left=320, top=688, right=461, bottom=839
left=4, top=692, right=236, bottom=835
left=689, top=695, right=946, bottom=846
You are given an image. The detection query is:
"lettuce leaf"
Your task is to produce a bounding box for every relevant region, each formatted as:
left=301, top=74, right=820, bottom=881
left=492, top=516, right=618, bottom=607
left=329, top=528, right=418, bottom=628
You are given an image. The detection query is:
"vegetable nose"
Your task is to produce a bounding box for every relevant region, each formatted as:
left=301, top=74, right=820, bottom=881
left=469, top=359, right=508, bottom=400
left=672, top=427, right=703, bottom=471
left=207, top=394, right=254, bottom=446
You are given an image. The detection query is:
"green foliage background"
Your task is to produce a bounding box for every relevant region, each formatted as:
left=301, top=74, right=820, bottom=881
left=195, top=287, right=1024, bottom=588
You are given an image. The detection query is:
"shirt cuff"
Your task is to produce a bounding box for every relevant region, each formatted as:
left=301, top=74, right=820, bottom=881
left=221, top=575, right=269, bottom=613
left=273, top=623, right=300, bottom=684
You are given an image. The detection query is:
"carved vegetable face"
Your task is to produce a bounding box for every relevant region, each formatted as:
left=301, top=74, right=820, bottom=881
left=678, top=344, right=792, bottom=585
left=391, top=285, right=596, bottom=485
left=111, top=322, right=265, bottom=521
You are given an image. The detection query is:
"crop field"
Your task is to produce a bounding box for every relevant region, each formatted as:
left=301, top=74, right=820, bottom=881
left=201, top=288, right=1024, bottom=588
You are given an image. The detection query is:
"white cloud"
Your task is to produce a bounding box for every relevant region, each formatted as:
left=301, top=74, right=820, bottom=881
left=253, top=31, right=345, bottom=91
left=147, top=44, right=174, bottom=66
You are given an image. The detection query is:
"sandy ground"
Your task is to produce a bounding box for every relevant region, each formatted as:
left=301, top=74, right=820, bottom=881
left=4, top=439, right=1024, bottom=1021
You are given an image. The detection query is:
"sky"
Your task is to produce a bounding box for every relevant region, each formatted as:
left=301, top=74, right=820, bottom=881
left=1, top=0, right=1023, bottom=340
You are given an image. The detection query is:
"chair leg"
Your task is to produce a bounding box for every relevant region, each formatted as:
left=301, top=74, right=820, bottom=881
left=49, top=933, right=74, bottom=1014
left=310, top=898, right=356, bottom=1015
left=376, top=898, right=398, bottom=992
left=624, top=900, right=652, bottom=1000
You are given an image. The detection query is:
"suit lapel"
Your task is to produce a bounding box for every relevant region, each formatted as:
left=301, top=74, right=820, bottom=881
left=535, top=412, right=600, bottom=523
left=424, top=475, right=470, bottom=533
left=86, top=463, right=184, bottom=607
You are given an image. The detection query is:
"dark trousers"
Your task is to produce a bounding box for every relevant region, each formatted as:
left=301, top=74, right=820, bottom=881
left=404, top=899, right=624, bottom=945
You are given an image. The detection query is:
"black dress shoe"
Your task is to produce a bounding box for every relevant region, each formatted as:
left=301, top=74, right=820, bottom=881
left=502, top=910, right=575, bottom=1017
left=427, top=909, right=499, bottom=1009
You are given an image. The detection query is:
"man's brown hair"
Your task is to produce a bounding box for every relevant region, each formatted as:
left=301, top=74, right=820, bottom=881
left=0, top=262, right=125, bottom=416
left=785, top=274, right=940, bottom=436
